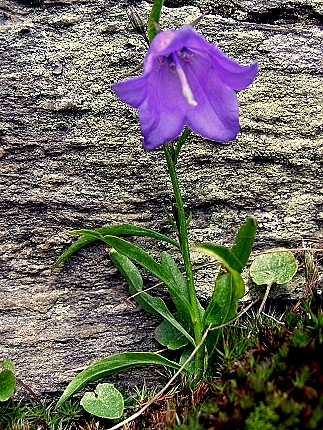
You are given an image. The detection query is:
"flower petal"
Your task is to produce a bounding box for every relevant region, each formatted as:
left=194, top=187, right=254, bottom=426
left=143, top=26, right=209, bottom=73
left=208, top=46, right=258, bottom=90
left=181, top=53, right=240, bottom=141
left=139, top=59, right=186, bottom=149
left=113, top=75, right=148, bottom=108
left=113, top=25, right=258, bottom=149
left=149, top=25, right=258, bottom=91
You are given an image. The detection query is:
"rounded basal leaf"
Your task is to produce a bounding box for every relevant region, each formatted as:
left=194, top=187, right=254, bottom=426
left=250, top=251, right=298, bottom=285
left=0, top=369, right=16, bottom=401
left=80, top=383, right=124, bottom=419
left=0, top=358, right=15, bottom=373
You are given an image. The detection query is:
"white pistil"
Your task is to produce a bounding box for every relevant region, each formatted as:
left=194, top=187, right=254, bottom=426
left=173, top=55, right=197, bottom=107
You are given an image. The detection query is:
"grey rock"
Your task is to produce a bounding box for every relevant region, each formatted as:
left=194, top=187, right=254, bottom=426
left=0, top=0, right=322, bottom=399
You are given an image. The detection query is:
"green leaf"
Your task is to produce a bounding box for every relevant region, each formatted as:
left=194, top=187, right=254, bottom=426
left=110, top=248, right=194, bottom=346
left=109, top=249, right=160, bottom=316
left=203, top=269, right=245, bottom=328
left=102, top=235, right=170, bottom=280
left=160, top=252, right=189, bottom=301
left=0, top=370, right=16, bottom=402
left=141, top=295, right=194, bottom=345
left=195, top=220, right=255, bottom=362
left=174, top=127, right=191, bottom=164
left=203, top=269, right=245, bottom=362
left=250, top=251, right=298, bottom=285
left=98, top=235, right=193, bottom=323
left=195, top=244, right=243, bottom=273
left=52, top=224, right=179, bottom=270
left=77, top=225, right=179, bottom=249
left=56, top=352, right=180, bottom=407
left=80, top=383, right=124, bottom=419
left=0, top=358, right=15, bottom=373
left=179, top=345, right=195, bottom=375
left=196, top=218, right=257, bottom=275
left=160, top=252, right=200, bottom=325
left=231, top=217, right=258, bottom=269
left=155, top=315, right=190, bottom=350
left=147, top=0, right=164, bottom=42
left=160, top=252, right=205, bottom=323
left=52, top=236, right=95, bottom=271
left=204, top=329, right=222, bottom=366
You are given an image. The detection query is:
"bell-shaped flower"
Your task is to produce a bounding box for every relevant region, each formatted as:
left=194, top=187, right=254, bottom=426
left=113, top=25, right=258, bottom=150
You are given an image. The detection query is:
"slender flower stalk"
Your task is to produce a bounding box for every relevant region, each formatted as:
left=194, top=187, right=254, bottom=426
left=113, top=7, right=258, bottom=378
left=163, top=143, right=204, bottom=378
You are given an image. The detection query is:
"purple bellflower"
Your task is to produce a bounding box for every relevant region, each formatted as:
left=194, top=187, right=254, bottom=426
left=113, top=25, right=258, bottom=150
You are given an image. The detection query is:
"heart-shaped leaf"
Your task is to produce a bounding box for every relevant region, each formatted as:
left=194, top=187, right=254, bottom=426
left=0, top=369, right=16, bottom=402
left=0, top=358, right=15, bottom=373
left=250, top=251, right=298, bottom=285
left=80, top=383, right=124, bottom=419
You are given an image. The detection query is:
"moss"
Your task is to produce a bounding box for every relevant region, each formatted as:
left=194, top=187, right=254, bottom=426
left=175, top=292, right=323, bottom=430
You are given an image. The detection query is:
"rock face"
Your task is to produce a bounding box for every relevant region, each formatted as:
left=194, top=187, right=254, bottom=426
left=0, top=0, right=322, bottom=399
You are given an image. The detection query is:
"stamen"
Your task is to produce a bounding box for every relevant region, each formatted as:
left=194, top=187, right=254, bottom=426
left=169, top=61, right=176, bottom=73
left=178, top=51, right=194, bottom=62
left=155, top=55, right=165, bottom=71
left=157, top=56, right=165, bottom=65
left=173, top=55, right=197, bottom=107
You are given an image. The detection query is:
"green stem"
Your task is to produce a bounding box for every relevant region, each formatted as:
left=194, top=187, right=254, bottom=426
left=147, top=0, right=164, bottom=42
left=257, top=281, right=273, bottom=316
left=163, top=143, right=204, bottom=379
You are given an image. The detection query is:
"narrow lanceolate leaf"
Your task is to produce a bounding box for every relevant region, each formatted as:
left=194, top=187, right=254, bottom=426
left=231, top=217, right=258, bottom=270
left=98, top=235, right=193, bottom=320
left=76, top=225, right=179, bottom=249
left=56, top=352, right=180, bottom=407
left=57, top=231, right=193, bottom=329
left=195, top=244, right=243, bottom=273
left=101, top=235, right=171, bottom=282
left=109, top=249, right=160, bottom=316
left=160, top=251, right=204, bottom=324
left=52, top=224, right=179, bottom=270
left=109, top=249, right=194, bottom=345
left=160, top=252, right=189, bottom=301
left=52, top=235, right=96, bottom=271
left=155, top=315, right=190, bottom=350
left=204, top=269, right=245, bottom=362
